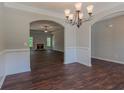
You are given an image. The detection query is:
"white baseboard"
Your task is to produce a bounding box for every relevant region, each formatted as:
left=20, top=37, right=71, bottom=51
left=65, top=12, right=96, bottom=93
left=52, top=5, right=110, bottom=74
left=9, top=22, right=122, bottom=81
left=53, top=49, right=64, bottom=52
left=92, top=56, right=124, bottom=65
left=64, top=61, right=76, bottom=64
left=0, top=75, right=6, bottom=89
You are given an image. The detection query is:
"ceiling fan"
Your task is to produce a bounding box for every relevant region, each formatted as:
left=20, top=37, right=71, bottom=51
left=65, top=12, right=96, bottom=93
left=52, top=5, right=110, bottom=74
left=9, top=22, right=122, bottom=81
left=40, top=25, right=54, bottom=32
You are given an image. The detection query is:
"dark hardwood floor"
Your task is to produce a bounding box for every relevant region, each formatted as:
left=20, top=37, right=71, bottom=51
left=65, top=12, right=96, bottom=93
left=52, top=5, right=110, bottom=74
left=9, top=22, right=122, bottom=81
left=1, top=50, right=124, bottom=90
left=30, top=50, right=64, bottom=70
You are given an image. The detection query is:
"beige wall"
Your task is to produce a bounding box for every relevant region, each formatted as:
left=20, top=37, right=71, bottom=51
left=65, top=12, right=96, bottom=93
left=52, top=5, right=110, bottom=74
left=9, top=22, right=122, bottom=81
left=76, top=22, right=91, bottom=48
left=0, top=3, right=4, bottom=52
left=52, top=30, right=64, bottom=52
left=92, top=15, right=124, bottom=62
left=4, top=7, right=78, bottom=64
left=4, top=7, right=76, bottom=49
left=0, top=3, right=5, bottom=87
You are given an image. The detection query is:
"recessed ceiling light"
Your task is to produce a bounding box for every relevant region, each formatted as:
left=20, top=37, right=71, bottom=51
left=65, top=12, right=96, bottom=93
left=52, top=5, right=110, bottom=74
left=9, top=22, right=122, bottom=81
left=44, top=30, right=48, bottom=33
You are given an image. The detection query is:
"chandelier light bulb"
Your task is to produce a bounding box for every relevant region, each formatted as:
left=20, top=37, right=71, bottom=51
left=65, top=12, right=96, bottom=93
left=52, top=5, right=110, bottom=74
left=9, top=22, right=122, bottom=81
left=75, top=3, right=82, bottom=11
left=79, top=13, right=83, bottom=19
left=64, top=9, right=70, bottom=17
left=69, top=14, right=74, bottom=20
left=87, top=5, right=94, bottom=14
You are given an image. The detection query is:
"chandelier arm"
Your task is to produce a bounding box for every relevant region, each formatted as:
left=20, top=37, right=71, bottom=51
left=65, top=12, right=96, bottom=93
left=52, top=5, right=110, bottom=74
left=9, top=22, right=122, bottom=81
left=79, top=19, right=82, bottom=26
left=77, top=11, right=80, bottom=28
left=81, top=16, right=93, bottom=23
left=72, top=12, right=76, bottom=25
left=75, top=11, right=79, bottom=26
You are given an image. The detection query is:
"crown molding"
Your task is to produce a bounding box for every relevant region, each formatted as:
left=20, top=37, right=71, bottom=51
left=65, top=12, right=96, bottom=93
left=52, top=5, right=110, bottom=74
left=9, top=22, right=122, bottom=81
left=89, top=3, right=124, bottom=25
left=3, top=2, right=124, bottom=23
left=4, top=2, right=64, bottom=19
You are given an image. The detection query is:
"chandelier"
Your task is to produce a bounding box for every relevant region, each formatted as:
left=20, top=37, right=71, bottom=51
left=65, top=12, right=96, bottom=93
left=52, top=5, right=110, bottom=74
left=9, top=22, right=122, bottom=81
left=64, top=3, right=94, bottom=28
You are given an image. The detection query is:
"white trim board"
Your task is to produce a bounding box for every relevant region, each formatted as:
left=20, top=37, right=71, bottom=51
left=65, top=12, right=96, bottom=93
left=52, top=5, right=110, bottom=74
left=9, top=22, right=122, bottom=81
left=53, top=49, right=64, bottom=53
left=0, top=75, right=6, bottom=89
left=0, top=50, right=6, bottom=56
left=5, top=49, right=30, bottom=53
left=92, top=56, right=124, bottom=65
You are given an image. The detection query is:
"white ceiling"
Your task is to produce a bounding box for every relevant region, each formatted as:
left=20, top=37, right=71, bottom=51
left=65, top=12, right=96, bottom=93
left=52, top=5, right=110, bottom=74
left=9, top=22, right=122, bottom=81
left=4, top=2, right=124, bottom=32
left=21, top=2, right=75, bottom=10
left=4, top=2, right=123, bottom=19
left=17, top=2, right=123, bottom=32
left=20, top=2, right=122, bottom=15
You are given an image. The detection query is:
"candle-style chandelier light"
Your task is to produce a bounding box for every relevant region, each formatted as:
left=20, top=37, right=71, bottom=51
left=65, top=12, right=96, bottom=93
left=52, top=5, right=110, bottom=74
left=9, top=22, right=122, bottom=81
left=64, top=3, right=94, bottom=28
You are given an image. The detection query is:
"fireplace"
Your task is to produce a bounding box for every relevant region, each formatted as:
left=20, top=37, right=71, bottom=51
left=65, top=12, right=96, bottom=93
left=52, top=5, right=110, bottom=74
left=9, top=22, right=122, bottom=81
left=37, top=44, right=44, bottom=50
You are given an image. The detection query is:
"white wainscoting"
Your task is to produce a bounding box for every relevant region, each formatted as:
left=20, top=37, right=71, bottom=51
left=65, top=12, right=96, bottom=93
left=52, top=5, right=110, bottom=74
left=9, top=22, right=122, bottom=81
left=64, top=47, right=77, bottom=64
left=0, top=49, right=31, bottom=88
left=64, top=47, right=91, bottom=66
left=0, top=51, right=6, bottom=88
left=77, top=47, right=91, bottom=66
left=5, top=49, right=31, bottom=75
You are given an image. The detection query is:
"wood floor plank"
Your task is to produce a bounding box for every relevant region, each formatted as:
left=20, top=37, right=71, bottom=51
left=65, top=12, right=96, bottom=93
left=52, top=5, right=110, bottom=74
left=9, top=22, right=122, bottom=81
left=1, top=50, right=124, bottom=90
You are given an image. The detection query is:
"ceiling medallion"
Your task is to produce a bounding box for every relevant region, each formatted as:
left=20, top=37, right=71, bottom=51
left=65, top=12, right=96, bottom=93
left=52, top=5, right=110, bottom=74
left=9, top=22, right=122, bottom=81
left=64, top=3, right=94, bottom=28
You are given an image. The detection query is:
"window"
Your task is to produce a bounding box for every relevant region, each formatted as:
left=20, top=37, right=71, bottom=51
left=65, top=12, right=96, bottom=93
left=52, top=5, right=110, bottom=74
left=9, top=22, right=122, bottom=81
left=28, top=36, right=33, bottom=47
left=47, top=37, right=51, bottom=47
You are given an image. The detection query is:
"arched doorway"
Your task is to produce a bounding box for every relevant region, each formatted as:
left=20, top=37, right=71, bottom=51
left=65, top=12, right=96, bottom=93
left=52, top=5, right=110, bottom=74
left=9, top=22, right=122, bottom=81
left=29, top=20, right=64, bottom=70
